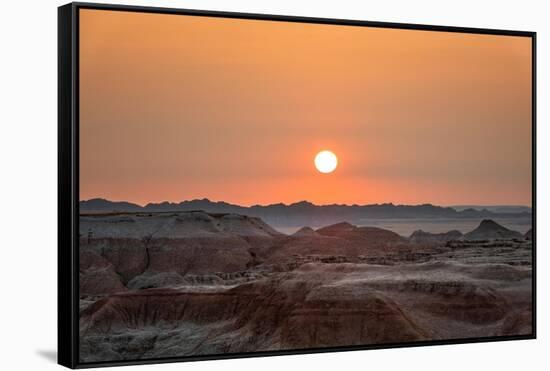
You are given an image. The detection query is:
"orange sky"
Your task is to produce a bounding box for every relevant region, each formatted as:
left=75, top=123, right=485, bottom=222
left=79, top=9, right=532, bottom=207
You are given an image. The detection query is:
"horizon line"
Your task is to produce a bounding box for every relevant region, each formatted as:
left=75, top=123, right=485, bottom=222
left=79, top=197, right=533, bottom=209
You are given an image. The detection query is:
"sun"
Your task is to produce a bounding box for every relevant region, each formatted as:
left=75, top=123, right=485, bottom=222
left=314, top=150, right=338, bottom=173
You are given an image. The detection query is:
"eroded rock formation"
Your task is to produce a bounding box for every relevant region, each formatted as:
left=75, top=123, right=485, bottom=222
left=78, top=213, right=532, bottom=362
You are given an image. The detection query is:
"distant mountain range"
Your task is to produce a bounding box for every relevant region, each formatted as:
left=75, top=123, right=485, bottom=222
left=80, top=198, right=532, bottom=228
left=450, top=205, right=532, bottom=214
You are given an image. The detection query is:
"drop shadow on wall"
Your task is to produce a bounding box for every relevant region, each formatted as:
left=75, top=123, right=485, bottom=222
left=36, top=350, right=57, bottom=363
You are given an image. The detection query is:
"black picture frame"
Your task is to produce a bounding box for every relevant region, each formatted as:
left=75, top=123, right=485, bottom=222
left=58, top=2, right=537, bottom=368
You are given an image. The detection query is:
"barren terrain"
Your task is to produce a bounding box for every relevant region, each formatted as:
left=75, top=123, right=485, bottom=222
left=78, top=212, right=532, bottom=362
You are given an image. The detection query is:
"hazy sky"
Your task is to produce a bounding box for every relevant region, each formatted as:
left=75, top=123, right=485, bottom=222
left=79, top=9, right=532, bottom=206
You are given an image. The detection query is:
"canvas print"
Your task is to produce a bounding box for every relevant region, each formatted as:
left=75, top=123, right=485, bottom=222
left=77, top=9, right=533, bottom=363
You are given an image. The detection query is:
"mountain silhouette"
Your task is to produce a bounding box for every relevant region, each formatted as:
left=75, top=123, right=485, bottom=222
left=80, top=198, right=531, bottom=228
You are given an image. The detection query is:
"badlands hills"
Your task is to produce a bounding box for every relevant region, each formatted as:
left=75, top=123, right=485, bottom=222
left=78, top=211, right=533, bottom=362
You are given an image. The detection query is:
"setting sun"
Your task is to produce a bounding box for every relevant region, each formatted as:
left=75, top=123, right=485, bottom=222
left=314, top=150, right=338, bottom=173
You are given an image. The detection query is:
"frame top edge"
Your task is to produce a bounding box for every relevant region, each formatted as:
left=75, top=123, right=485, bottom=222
left=64, top=2, right=535, bottom=37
